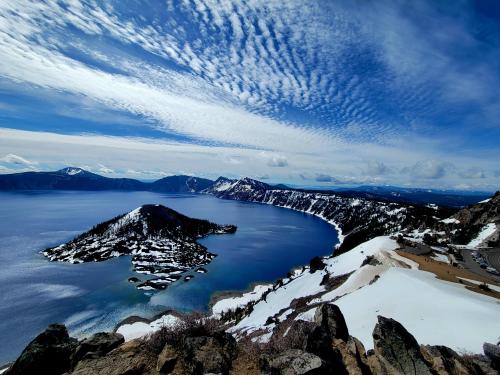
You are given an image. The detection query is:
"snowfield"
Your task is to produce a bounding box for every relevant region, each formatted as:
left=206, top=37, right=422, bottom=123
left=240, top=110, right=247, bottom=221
left=116, top=314, right=180, bottom=341
left=215, top=236, right=500, bottom=353
left=333, top=267, right=500, bottom=353
left=212, top=284, right=273, bottom=315
left=468, top=223, right=497, bottom=248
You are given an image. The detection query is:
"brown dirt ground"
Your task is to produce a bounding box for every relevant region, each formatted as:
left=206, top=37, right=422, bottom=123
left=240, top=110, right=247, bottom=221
left=396, top=250, right=500, bottom=299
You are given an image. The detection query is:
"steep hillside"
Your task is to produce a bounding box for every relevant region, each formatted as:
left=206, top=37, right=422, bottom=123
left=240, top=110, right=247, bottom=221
left=0, top=167, right=147, bottom=191
left=0, top=168, right=214, bottom=193
left=204, top=177, right=452, bottom=253
left=150, top=175, right=214, bottom=193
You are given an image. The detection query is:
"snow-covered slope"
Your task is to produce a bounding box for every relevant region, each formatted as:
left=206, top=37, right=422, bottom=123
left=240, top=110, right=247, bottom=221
left=43, top=204, right=236, bottom=290
left=213, top=236, right=500, bottom=353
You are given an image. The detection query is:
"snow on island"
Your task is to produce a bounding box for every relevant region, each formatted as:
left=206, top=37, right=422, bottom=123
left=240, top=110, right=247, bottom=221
left=42, top=204, right=236, bottom=290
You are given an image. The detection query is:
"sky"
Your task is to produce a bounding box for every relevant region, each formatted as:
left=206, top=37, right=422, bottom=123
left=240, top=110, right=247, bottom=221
left=0, top=0, right=499, bottom=191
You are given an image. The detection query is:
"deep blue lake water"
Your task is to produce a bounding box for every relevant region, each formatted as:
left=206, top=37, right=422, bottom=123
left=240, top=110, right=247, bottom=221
left=0, top=191, right=338, bottom=364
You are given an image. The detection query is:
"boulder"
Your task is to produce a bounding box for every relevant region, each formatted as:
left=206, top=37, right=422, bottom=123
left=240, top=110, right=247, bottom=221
left=260, top=349, right=323, bottom=375
left=420, top=345, right=479, bottom=375
left=157, top=344, right=178, bottom=373
left=483, top=343, right=500, bottom=370
left=5, top=324, right=77, bottom=375
left=70, top=339, right=154, bottom=375
left=71, top=332, right=124, bottom=367
left=313, top=304, right=349, bottom=342
left=181, top=332, right=237, bottom=374
left=331, top=337, right=372, bottom=375
left=372, top=316, right=432, bottom=375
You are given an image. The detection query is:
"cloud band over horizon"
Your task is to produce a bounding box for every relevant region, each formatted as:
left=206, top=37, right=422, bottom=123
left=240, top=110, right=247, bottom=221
left=0, top=0, right=499, bottom=190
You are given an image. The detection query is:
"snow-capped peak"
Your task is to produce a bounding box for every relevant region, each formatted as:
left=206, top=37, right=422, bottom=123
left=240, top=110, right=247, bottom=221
left=59, top=167, right=84, bottom=176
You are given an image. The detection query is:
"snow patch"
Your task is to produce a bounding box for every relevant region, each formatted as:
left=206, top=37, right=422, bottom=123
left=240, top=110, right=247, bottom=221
left=468, top=223, right=497, bottom=248
left=212, top=284, right=273, bottom=315
left=430, top=253, right=450, bottom=264
left=116, top=314, right=180, bottom=341
left=440, top=218, right=460, bottom=224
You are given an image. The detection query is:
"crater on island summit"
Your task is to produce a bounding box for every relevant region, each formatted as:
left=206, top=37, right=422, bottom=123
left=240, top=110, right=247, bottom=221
left=43, top=204, right=237, bottom=290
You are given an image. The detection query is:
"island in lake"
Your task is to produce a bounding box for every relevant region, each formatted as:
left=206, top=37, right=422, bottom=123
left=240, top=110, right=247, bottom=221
left=43, top=204, right=237, bottom=290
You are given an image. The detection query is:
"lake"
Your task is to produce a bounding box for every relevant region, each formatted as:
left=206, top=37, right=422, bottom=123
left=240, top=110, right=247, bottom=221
left=0, top=191, right=338, bottom=364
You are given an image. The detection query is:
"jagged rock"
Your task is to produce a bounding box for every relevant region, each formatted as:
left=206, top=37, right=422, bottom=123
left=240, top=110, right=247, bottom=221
left=313, top=303, right=349, bottom=342
left=181, top=332, right=237, bottom=374
left=483, top=343, right=500, bottom=369
left=70, top=339, right=155, bottom=375
left=420, top=344, right=481, bottom=375
left=361, top=255, right=382, bottom=267
left=372, top=316, right=433, bottom=375
left=157, top=344, right=178, bottom=373
left=260, top=349, right=324, bottom=375
left=70, top=332, right=124, bottom=368
left=331, top=337, right=372, bottom=375
left=5, top=324, right=77, bottom=375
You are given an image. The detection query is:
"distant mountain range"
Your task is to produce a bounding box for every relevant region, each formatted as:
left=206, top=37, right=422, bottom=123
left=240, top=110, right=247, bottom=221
left=0, top=167, right=211, bottom=193
left=0, top=167, right=491, bottom=207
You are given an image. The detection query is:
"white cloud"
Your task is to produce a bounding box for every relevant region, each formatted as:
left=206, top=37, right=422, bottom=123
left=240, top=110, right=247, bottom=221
left=259, top=152, right=289, bottom=168
left=405, top=160, right=454, bottom=180
left=98, top=164, right=114, bottom=174
left=0, top=153, right=37, bottom=166
left=0, top=1, right=498, bottom=190
left=0, top=128, right=498, bottom=190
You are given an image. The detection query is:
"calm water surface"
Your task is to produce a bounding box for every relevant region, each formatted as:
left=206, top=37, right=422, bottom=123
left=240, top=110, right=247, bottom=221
left=0, top=191, right=338, bottom=364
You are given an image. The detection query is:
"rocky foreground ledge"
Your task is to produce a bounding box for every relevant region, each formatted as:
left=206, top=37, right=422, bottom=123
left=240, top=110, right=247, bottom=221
left=3, top=304, right=499, bottom=375
left=42, top=204, right=237, bottom=290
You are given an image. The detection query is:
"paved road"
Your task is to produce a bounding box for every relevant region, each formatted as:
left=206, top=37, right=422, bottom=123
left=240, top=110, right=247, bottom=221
left=459, top=248, right=500, bottom=282
left=481, top=248, right=500, bottom=272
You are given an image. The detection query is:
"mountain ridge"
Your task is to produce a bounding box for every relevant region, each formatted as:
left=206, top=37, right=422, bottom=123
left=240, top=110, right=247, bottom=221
left=0, top=167, right=490, bottom=207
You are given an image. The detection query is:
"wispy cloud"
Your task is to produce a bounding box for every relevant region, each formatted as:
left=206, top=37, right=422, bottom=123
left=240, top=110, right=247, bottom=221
left=0, top=1, right=498, bottom=190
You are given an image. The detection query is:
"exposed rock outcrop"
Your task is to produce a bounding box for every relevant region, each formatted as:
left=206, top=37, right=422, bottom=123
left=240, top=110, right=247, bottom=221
left=372, top=315, right=433, bottom=375
left=70, top=339, right=156, bottom=375
left=70, top=332, right=124, bottom=368
left=5, top=324, right=77, bottom=375
left=260, top=349, right=323, bottom=375
left=4, top=305, right=498, bottom=375
left=483, top=343, right=500, bottom=370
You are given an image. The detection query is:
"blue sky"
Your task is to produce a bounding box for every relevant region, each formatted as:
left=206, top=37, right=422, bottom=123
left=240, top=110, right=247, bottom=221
left=0, top=0, right=499, bottom=190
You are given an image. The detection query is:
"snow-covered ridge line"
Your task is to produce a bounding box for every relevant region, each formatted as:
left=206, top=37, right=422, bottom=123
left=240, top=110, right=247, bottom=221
left=204, top=177, right=442, bottom=252
left=212, top=235, right=500, bottom=353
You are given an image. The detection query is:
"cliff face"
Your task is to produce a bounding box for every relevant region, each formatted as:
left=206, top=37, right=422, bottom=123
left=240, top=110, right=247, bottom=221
left=449, top=192, right=500, bottom=246
left=204, top=177, right=449, bottom=253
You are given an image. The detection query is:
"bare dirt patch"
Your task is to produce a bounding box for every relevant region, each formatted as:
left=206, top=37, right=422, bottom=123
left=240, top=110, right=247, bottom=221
left=396, top=250, right=500, bottom=299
